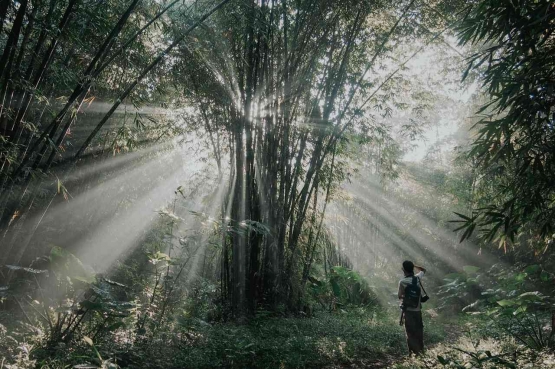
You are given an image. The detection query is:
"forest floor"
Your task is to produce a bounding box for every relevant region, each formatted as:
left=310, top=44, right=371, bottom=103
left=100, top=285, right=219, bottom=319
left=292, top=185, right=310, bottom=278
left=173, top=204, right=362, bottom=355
left=4, top=305, right=452, bottom=368
left=114, top=307, right=447, bottom=369
left=319, top=310, right=460, bottom=369
left=10, top=304, right=554, bottom=369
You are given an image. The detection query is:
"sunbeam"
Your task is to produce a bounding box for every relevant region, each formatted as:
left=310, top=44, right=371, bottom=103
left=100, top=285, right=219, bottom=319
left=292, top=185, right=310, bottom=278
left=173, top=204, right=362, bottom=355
left=1, top=1, right=551, bottom=367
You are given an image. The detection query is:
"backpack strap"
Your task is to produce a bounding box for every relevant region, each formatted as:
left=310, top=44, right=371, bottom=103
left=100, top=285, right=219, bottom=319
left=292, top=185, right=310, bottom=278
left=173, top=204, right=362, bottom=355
left=418, top=278, right=428, bottom=297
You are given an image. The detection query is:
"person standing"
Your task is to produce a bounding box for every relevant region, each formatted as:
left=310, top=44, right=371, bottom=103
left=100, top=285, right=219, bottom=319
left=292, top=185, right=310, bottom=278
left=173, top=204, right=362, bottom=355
left=398, top=260, right=426, bottom=356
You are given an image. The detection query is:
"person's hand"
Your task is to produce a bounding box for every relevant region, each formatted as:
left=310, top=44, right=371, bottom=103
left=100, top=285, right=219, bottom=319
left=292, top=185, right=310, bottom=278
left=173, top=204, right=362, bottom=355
left=414, top=265, right=426, bottom=273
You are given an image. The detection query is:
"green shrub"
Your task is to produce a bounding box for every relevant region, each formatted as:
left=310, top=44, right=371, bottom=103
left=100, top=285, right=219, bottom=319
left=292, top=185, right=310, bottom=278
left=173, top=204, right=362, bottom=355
left=438, top=264, right=555, bottom=350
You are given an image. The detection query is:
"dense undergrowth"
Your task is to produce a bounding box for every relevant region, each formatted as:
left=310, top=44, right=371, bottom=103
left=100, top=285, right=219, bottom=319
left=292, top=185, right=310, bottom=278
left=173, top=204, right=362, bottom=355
left=1, top=244, right=553, bottom=368
left=0, top=241, right=425, bottom=368
left=395, top=261, right=555, bottom=369
left=395, top=340, right=555, bottom=369
left=1, top=307, right=445, bottom=369
left=1, top=206, right=553, bottom=369
left=395, top=319, right=555, bottom=369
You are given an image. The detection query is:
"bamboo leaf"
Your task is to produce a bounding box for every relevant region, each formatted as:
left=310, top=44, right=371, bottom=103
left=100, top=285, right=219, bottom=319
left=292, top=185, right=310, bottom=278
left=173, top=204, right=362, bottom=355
left=83, top=336, right=94, bottom=346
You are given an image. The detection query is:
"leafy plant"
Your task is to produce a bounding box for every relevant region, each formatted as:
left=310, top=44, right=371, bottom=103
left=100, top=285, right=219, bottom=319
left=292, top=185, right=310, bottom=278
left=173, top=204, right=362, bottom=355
left=439, top=263, right=555, bottom=349
left=454, top=0, right=555, bottom=245
left=2, top=246, right=132, bottom=348
left=306, top=266, right=376, bottom=311
left=72, top=335, right=121, bottom=369
left=436, top=347, right=517, bottom=369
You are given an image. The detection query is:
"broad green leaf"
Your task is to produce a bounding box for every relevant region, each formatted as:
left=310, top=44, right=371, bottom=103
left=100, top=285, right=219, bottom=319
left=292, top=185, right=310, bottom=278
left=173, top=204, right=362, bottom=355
left=74, top=276, right=95, bottom=284
left=463, top=265, right=480, bottom=274
left=50, top=245, right=70, bottom=260
left=517, top=291, right=544, bottom=301
left=437, top=355, right=448, bottom=365
left=50, top=246, right=92, bottom=279
left=330, top=278, right=341, bottom=298
left=90, top=285, right=111, bottom=299
left=524, top=264, right=539, bottom=274
left=496, top=299, right=514, bottom=307
left=444, top=273, right=463, bottom=280
left=513, top=305, right=527, bottom=315
left=80, top=300, right=103, bottom=311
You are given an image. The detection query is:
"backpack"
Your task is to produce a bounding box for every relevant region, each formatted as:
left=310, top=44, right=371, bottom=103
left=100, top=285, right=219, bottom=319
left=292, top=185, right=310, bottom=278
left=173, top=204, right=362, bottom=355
left=403, top=276, right=421, bottom=308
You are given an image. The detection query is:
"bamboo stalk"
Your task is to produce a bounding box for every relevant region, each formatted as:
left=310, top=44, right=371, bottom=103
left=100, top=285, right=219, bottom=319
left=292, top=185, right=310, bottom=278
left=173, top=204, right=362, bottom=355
left=75, top=0, right=234, bottom=160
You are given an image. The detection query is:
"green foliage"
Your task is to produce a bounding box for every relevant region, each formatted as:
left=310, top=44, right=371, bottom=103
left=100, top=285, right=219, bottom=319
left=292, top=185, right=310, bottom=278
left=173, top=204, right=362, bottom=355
left=2, top=305, right=445, bottom=369
left=5, top=1, right=550, bottom=368
left=78, top=335, right=121, bottom=369
left=181, top=278, right=221, bottom=322
left=439, top=263, right=555, bottom=349
left=454, top=0, right=555, bottom=245
left=1, top=246, right=132, bottom=368
left=393, top=335, right=555, bottom=369
left=135, top=309, right=442, bottom=369
left=436, top=348, right=517, bottom=369
left=328, top=266, right=376, bottom=306
left=304, top=265, right=378, bottom=313
left=0, top=322, right=38, bottom=368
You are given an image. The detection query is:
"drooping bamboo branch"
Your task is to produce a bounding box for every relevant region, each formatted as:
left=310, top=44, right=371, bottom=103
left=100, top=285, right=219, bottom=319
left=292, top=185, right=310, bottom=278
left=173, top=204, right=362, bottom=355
left=8, top=0, right=181, bottom=179
left=75, top=0, right=235, bottom=160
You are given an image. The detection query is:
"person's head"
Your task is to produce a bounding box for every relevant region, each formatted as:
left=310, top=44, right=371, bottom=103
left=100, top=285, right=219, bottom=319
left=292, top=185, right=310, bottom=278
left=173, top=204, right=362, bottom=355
left=402, top=260, right=414, bottom=276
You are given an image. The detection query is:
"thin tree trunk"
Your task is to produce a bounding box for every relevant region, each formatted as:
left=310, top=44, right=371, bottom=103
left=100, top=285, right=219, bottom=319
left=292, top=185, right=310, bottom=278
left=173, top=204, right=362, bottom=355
left=75, top=0, right=233, bottom=160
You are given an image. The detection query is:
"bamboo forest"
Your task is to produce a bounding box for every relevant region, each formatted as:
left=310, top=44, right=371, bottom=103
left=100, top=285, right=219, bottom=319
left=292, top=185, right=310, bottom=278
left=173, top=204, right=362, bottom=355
left=1, top=0, right=554, bottom=367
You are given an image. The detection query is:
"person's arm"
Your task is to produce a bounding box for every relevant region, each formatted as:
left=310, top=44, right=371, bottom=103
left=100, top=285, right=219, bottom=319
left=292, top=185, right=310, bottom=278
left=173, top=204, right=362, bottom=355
left=398, top=281, right=404, bottom=300
left=414, top=265, right=426, bottom=273
left=414, top=265, right=426, bottom=278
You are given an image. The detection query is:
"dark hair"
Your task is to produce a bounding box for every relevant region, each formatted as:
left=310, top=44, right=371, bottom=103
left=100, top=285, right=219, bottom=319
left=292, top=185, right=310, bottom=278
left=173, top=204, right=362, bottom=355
left=402, top=260, right=414, bottom=274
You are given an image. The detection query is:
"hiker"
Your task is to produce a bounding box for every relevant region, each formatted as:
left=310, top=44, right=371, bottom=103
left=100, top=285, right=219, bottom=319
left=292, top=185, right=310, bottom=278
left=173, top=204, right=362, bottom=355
left=398, top=260, right=427, bottom=356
